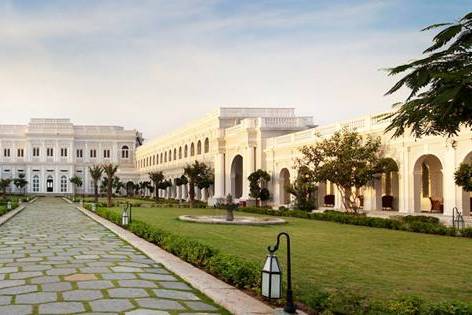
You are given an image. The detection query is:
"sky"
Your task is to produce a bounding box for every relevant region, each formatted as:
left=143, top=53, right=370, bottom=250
left=0, top=0, right=469, bottom=139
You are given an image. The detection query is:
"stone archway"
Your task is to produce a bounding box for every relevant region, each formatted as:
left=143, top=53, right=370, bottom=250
left=413, top=154, right=443, bottom=213
left=230, top=155, right=243, bottom=199
left=279, top=168, right=291, bottom=205
left=376, top=158, right=400, bottom=211
left=461, top=152, right=472, bottom=215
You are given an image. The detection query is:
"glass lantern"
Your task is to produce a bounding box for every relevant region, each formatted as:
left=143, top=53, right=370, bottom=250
left=121, top=208, right=129, bottom=226
left=7, top=201, right=12, bottom=210
left=261, top=253, right=282, bottom=299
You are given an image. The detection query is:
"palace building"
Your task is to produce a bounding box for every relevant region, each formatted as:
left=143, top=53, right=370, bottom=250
left=135, top=108, right=472, bottom=217
left=1, top=109, right=472, bottom=217
left=0, top=118, right=141, bottom=195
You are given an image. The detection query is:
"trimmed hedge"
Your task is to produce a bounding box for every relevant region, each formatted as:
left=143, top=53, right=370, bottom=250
left=91, top=206, right=260, bottom=290
left=0, top=201, right=19, bottom=216
left=234, top=207, right=467, bottom=239
left=90, top=204, right=472, bottom=314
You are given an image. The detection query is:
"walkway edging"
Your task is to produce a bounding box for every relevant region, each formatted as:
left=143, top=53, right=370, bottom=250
left=75, top=205, right=274, bottom=315
left=0, top=205, right=25, bottom=227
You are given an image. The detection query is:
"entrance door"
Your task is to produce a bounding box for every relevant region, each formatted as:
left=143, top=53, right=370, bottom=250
left=46, top=176, right=54, bottom=193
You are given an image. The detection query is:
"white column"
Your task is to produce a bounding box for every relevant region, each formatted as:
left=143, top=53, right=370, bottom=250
left=443, top=147, right=456, bottom=216
left=242, top=146, right=255, bottom=200
left=214, top=153, right=225, bottom=198
left=177, top=185, right=182, bottom=200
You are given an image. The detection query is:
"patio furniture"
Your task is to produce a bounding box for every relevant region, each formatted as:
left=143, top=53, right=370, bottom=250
left=324, top=194, right=335, bottom=207
left=382, top=195, right=394, bottom=210
left=429, top=197, right=444, bottom=213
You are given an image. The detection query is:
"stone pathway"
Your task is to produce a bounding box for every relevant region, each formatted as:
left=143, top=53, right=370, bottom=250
left=0, top=198, right=225, bottom=315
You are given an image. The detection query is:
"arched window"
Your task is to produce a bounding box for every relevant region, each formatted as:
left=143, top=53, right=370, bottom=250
left=152, top=155, right=155, bottom=165
left=164, top=152, right=167, bottom=162
left=173, top=149, right=177, bottom=160
left=121, top=145, right=129, bottom=159
left=184, top=145, right=188, bottom=158
left=32, top=175, right=39, bottom=192
left=60, top=175, right=68, bottom=193
left=204, top=138, right=209, bottom=153
left=179, top=147, right=182, bottom=159
left=190, top=143, right=195, bottom=156
left=169, top=150, right=172, bottom=161
left=156, top=154, right=159, bottom=165
left=197, top=141, right=202, bottom=155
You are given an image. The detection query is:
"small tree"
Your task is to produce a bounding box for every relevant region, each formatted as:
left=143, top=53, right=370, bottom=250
left=0, top=178, right=12, bottom=199
left=297, top=128, right=396, bottom=213
left=126, top=181, right=135, bottom=197
left=148, top=171, right=164, bottom=201
left=89, top=165, right=103, bottom=203
left=248, top=169, right=271, bottom=206
left=158, top=180, right=172, bottom=198
left=102, top=163, right=118, bottom=207
left=286, top=166, right=317, bottom=211
left=13, top=173, right=28, bottom=195
left=455, top=163, right=472, bottom=192
left=184, top=161, right=211, bottom=207
left=69, top=175, right=83, bottom=199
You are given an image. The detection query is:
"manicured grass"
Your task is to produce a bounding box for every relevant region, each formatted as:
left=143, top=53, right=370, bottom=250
left=106, top=206, right=472, bottom=305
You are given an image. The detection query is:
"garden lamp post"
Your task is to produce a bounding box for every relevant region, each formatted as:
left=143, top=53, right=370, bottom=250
left=91, top=203, right=96, bottom=212
left=7, top=201, right=11, bottom=210
left=262, top=232, right=296, bottom=314
left=121, top=203, right=132, bottom=226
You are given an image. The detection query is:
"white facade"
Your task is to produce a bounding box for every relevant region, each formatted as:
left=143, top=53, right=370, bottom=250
left=136, top=108, right=472, bottom=216
left=0, top=118, right=140, bottom=195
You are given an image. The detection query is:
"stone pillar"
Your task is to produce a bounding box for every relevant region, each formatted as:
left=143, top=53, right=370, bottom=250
left=443, top=147, right=456, bottom=216
left=242, top=146, right=255, bottom=200
left=214, top=153, right=225, bottom=198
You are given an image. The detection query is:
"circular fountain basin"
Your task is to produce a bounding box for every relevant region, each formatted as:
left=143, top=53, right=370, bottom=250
left=178, top=215, right=286, bottom=225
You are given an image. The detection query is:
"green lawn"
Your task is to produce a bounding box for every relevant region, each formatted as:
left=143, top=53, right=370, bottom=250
left=106, top=206, right=472, bottom=305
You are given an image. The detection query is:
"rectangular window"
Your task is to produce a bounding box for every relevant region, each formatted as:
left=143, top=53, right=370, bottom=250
left=3, top=148, right=10, bottom=157
left=17, top=148, right=24, bottom=157
left=60, top=148, right=68, bottom=157
left=47, top=148, right=54, bottom=157
left=103, top=149, right=110, bottom=159
left=76, top=149, right=83, bottom=158
left=90, top=149, right=97, bottom=158
left=33, top=147, right=40, bottom=157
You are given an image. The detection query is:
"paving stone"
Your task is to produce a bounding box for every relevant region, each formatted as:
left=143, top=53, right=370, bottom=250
left=41, top=282, right=73, bottom=292
left=9, top=271, right=43, bottom=280
left=158, top=282, right=192, bottom=291
left=102, top=273, right=137, bottom=280
left=46, top=268, right=76, bottom=276
left=64, top=273, right=98, bottom=281
left=16, top=292, right=57, bottom=304
left=126, top=310, right=170, bottom=315
left=138, top=273, right=177, bottom=281
left=63, top=289, right=103, bottom=301
left=80, top=267, right=110, bottom=273
left=39, top=302, right=85, bottom=314
left=153, top=289, right=200, bottom=301
left=90, top=299, right=134, bottom=312
left=111, top=266, right=144, bottom=273
left=78, top=280, right=115, bottom=289
left=136, top=298, right=185, bottom=310
left=0, top=266, right=18, bottom=273
left=108, top=287, right=149, bottom=298
left=74, top=254, right=100, bottom=260
left=185, top=301, right=218, bottom=311
left=0, top=305, right=33, bottom=315
left=22, top=265, right=50, bottom=272
left=0, top=284, right=38, bottom=295
left=118, top=279, right=156, bottom=288
left=0, top=279, right=25, bottom=289
left=30, top=276, right=61, bottom=284
left=0, top=295, right=12, bottom=305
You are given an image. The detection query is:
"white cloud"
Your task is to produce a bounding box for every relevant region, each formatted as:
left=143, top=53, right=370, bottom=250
left=0, top=0, right=434, bottom=138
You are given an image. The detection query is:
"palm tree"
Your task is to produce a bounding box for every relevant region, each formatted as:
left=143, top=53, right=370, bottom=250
left=184, top=161, right=210, bottom=207
left=102, top=163, right=119, bottom=207
left=69, top=175, right=83, bottom=199
left=148, top=171, right=164, bottom=201
left=0, top=178, right=12, bottom=199
left=89, top=165, right=103, bottom=203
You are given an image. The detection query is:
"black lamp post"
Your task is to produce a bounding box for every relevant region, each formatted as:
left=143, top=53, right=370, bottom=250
left=121, top=202, right=132, bottom=226
left=262, top=232, right=296, bottom=314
